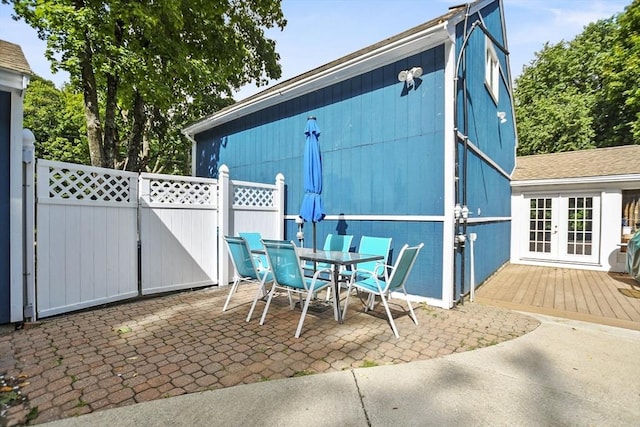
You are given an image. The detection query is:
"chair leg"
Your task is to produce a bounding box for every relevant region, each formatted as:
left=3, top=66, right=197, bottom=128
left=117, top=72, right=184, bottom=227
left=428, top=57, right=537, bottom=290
left=247, top=283, right=266, bottom=322
left=324, top=286, right=332, bottom=302
left=222, top=277, right=240, bottom=312
left=246, top=277, right=269, bottom=322
left=341, top=284, right=353, bottom=320
left=402, top=287, right=419, bottom=325
left=259, top=284, right=277, bottom=326
left=379, top=294, right=400, bottom=338
left=295, top=289, right=315, bottom=338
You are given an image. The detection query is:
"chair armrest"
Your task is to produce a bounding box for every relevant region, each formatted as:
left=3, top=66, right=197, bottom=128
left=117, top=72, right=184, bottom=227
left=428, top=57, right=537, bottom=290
left=351, top=262, right=390, bottom=281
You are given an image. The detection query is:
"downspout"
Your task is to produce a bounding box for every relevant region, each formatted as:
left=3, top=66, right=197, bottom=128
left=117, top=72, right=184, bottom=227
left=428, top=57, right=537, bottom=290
left=182, top=130, right=197, bottom=177
left=452, top=3, right=471, bottom=306
left=452, top=5, right=511, bottom=305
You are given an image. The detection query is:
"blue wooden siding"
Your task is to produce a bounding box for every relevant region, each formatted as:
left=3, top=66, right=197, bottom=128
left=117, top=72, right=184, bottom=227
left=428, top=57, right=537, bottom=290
left=196, top=47, right=446, bottom=217
left=452, top=1, right=515, bottom=297
left=455, top=0, right=514, bottom=176
left=0, top=91, right=11, bottom=323
left=459, top=221, right=510, bottom=294
left=196, top=46, right=447, bottom=298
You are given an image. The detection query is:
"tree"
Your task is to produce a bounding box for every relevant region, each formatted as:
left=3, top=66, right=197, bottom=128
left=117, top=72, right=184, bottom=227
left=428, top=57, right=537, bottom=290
left=602, top=0, right=640, bottom=145
left=5, top=0, right=286, bottom=172
left=23, top=75, right=90, bottom=164
left=514, top=2, right=639, bottom=155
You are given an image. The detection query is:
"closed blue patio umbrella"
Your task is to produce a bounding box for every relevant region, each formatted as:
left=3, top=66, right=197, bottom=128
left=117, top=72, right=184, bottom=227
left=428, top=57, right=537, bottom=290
left=299, top=116, right=325, bottom=252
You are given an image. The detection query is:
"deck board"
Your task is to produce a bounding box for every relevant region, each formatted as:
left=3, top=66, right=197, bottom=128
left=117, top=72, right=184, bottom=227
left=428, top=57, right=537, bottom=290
left=475, top=264, right=640, bottom=331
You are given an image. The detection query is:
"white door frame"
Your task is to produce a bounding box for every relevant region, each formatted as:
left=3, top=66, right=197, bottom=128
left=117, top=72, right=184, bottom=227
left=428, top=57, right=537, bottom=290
left=522, top=192, right=600, bottom=265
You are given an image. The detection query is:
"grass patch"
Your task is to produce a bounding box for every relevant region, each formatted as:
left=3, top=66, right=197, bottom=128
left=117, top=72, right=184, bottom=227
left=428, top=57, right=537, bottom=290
left=360, top=360, right=379, bottom=368
left=291, top=370, right=315, bottom=377
left=27, top=406, right=39, bottom=421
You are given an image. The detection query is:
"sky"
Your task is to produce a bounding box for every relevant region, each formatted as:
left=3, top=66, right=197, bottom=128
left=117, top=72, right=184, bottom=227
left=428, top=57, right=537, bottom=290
left=0, top=0, right=631, bottom=101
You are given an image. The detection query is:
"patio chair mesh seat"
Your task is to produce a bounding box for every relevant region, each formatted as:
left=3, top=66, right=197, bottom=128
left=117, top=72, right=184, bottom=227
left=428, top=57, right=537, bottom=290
left=239, top=232, right=269, bottom=272
left=257, top=239, right=334, bottom=338
left=222, top=236, right=273, bottom=312
left=342, top=243, right=424, bottom=338
left=330, top=236, right=392, bottom=302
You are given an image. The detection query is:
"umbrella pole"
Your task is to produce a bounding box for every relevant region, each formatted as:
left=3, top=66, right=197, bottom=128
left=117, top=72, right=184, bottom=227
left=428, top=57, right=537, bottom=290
left=313, top=222, right=317, bottom=253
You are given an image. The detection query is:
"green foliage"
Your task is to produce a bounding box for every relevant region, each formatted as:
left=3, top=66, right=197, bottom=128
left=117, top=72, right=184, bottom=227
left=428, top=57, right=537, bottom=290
left=602, top=0, right=640, bottom=145
left=23, top=76, right=90, bottom=164
left=514, top=2, right=640, bottom=155
left=5, top=0, right=286, bottom=173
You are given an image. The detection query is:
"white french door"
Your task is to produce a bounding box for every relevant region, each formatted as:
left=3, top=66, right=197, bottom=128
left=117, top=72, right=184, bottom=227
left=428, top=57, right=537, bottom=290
left=525, top=193, right=600, bottom=264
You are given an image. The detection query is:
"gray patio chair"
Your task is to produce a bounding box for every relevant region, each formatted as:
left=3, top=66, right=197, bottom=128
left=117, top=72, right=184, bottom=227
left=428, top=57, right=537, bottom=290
left=342, top=243, right=424, bottom=338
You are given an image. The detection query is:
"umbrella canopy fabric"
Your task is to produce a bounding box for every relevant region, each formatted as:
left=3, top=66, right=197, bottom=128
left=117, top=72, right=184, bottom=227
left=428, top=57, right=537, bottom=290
left=299, top=118, right=325, bottom=223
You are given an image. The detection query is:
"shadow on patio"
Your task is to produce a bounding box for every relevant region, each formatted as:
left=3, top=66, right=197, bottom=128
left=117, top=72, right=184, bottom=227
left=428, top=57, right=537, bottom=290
left=1, top=284, right=539, bottom=425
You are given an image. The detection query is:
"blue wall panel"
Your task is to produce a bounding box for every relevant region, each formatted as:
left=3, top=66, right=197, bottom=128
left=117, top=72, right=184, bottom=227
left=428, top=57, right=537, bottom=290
left=455, top=1, right=516, bottom=176
left=461, top=221, right=510, bottom=294
left=196, top=46, right=447, bottom=219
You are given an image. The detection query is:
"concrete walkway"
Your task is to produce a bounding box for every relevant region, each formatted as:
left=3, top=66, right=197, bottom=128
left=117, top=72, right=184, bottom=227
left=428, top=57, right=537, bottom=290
left=41, top=314, right=640, bottom=427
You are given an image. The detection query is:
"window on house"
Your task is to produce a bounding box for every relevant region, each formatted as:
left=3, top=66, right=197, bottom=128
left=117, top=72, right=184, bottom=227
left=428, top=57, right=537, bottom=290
left=485, top=36, right=499, bottom=104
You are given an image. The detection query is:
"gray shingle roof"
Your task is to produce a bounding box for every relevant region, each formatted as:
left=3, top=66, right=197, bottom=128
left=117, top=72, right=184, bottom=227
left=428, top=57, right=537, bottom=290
left=0, top=39, right=32, bottom=75
left=512, top=145, right=640, bottom=181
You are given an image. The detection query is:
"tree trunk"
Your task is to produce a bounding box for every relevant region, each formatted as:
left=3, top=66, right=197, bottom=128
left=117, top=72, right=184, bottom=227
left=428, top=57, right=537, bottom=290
left=79, top=36, right=105, bottom=167
left=103, top=19, right=123, bottom=169
left=103, top=73, right=119, bottom=168
left=126, top=91, right=146, bottom=172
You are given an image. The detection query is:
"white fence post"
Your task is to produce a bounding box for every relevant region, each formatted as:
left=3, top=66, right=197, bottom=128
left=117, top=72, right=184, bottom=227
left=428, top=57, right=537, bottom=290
left=218, top=164, right=230, bottom=287
left=275, top=173, right=285, bottom=239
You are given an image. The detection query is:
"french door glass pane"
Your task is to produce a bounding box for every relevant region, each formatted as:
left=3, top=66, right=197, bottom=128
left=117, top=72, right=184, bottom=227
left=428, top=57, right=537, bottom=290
left=566, top=196, right=593, bottom=256
left=529, top=198, right=552, bottom=253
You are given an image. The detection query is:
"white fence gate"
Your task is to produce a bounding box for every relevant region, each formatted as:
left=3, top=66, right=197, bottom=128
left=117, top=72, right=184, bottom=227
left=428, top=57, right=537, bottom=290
left=139, top=173, right=218, bottom=295
left=32, top=160, right=284, bottom=319
left=36, top=160, right=139, bottom=318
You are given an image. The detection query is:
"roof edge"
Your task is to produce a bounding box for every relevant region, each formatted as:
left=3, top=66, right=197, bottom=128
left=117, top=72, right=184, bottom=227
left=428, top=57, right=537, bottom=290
left=183, top=5, right=473, bottom=137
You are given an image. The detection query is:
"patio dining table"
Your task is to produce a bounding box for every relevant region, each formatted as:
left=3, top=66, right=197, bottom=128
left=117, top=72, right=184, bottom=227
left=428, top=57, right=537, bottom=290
left=296, top=248, right=384, bottom=324
left=250, top=246, right=384, bottom=323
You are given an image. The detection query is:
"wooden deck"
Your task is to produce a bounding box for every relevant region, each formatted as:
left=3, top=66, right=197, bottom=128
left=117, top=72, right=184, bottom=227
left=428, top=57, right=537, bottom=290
left=474, top=264, right=640, bottom=331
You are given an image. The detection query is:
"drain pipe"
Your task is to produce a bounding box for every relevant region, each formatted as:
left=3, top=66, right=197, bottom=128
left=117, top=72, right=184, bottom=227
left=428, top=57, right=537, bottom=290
left=452, top=6, right=511, bottom=305
left=469, top=232, right=477, bottom=302
left=452, top=3, right=471, bottom=306
left=22, top=129, right=36, bottom=322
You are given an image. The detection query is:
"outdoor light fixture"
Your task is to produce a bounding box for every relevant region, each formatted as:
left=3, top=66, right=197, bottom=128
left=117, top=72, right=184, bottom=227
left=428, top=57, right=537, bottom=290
left=398, top=66, right=423, bottom=87
left=497, top=111, right=507, bottom=124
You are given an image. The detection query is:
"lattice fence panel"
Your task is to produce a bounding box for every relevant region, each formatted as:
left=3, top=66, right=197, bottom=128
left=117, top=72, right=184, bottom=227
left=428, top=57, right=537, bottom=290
left=233, top=185, right=274, bottom=208
left=147, top=178, right=215, bottom=205
left=45, top=163, right=135, bottom=203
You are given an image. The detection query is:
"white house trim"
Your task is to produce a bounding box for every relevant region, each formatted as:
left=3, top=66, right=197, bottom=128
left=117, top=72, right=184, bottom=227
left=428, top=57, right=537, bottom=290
left=284, top=214, right=446, bottom=222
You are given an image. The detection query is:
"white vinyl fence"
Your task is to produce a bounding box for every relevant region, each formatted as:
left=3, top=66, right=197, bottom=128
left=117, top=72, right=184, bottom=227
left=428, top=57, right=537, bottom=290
left=36, top=160, right=139, bottom=318
left=32, top=161, right=284, bottom=319
left=139, top=173, right=218, bottom=295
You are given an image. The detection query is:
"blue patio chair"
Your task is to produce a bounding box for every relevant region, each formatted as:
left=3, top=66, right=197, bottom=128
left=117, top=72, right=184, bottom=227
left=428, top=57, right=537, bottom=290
left=342, top=243, right=424, bottom=338
left=333, top=236, right=393, bottom=302
left=259, top=239, right=334, bottom=338
left=239, top=232, right=269, bottom=272
left=223, top=236, right=273, bottom=313
left=303, top=233, right=354, bottom=275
